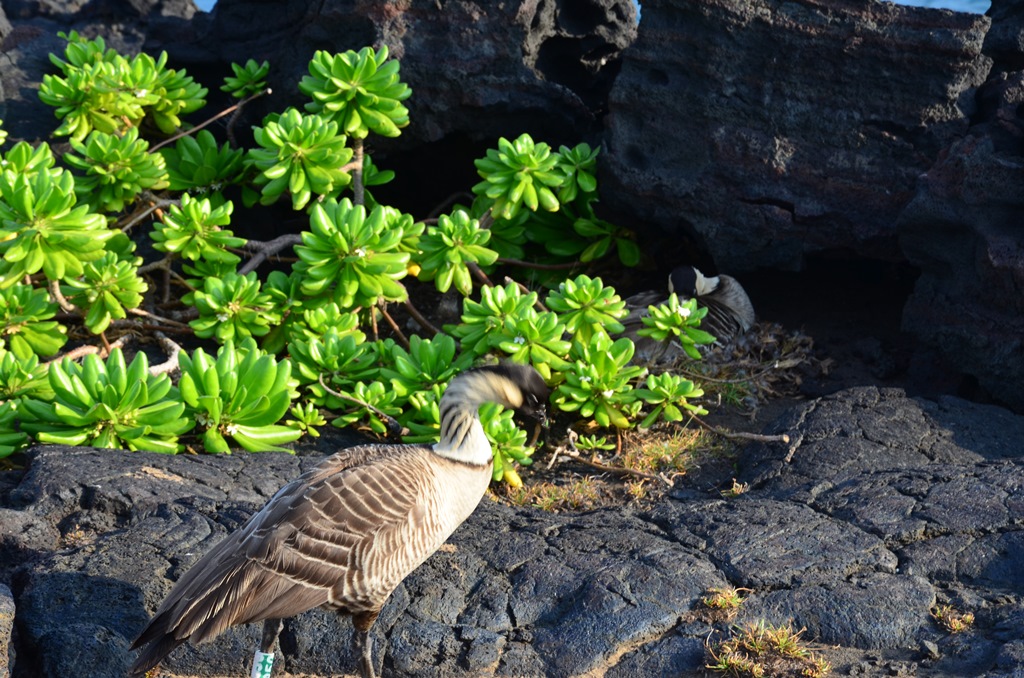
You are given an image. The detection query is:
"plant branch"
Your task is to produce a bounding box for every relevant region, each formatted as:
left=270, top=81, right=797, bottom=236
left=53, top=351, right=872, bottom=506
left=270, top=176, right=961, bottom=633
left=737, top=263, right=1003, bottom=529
left=150, top=87, right=272, bottom=152
left=498, top=257, right=581, bottom=271
left=118, top=194, right=176, bottom=233
left=575, top=455, right=672, bottom=486
left=317, top=373, right=407, bottom=441
left=688, top=412, right=791, bottom=444
left=238, top=234, right=303, bottom=275
left=351, top=138, right=364, bottom=206
left=378, top=304, right=410, bottom=349
left=150, top=331, right=183, bottom=376
left=48, top=279, right=79, bottom=314
left=402, top=297, right=440, bottom=336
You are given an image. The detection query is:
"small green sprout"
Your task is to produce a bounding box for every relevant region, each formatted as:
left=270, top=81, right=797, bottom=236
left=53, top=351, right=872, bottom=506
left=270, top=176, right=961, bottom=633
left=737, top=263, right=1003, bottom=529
left=286, top=401, right=327, bottom=438
left=221, top=59, right=270, bottom=99
left=932, top=605, right=975, bottom=634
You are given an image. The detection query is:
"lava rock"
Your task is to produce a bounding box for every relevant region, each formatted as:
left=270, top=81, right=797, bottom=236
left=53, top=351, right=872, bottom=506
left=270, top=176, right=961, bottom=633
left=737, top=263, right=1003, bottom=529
left=602, top=0, right=991, bottom=273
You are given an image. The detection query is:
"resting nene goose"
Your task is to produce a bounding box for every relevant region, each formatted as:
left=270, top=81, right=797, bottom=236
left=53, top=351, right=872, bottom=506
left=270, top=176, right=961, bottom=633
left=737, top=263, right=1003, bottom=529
left=129, top=363, right=548, bottom=678
left=624, top=265, right=755, bottom=362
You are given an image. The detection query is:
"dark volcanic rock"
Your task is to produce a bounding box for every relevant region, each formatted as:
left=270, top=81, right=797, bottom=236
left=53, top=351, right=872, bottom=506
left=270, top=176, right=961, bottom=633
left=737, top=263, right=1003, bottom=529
left=4, top=387, right=1024, bottom=677
left=602, top=0, right=991, bottom=273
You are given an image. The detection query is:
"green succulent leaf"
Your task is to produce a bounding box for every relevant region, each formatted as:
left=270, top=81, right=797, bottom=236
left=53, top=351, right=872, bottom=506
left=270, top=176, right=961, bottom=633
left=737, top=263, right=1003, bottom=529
left=177, top=339, right=301, bottom=453
left=0, top=284, right=67, bottom=359
left=151, top=193, right=244, bottom=263
left=248, top=108, right=353, bottom=210
left=20, top=348, right=190, bottom=452
left=300, top=46, right=412, bottom=139
left=62, top=252, right=148, bottom=335
left=293, top=198, right=411, bottom=309
left=221, top=59, right=270, bottom=99
left=414, top=209, right=497, bottom=296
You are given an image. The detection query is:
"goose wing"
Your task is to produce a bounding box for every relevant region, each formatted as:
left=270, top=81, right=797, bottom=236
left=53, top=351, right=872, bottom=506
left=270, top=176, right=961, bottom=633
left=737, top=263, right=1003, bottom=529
left=132, top=444, right=434, bottom=656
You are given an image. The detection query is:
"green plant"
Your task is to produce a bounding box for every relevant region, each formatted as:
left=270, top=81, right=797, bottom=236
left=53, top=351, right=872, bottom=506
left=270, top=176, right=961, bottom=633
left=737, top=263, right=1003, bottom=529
left=545, top=274, right=627, bottom=343
left=293, top=198, right=411, bottom=309
left=553, top=142, right=599, bottom=203
left=481, top=401, right=536, bottom=487
left=221, top=59, right=270, bottom=99
left=160, top=130, right=247, bottom=195
left=62, top=252, right=148, bottom=335
left=39, top=31, right=206, bottom=140
left=0, top=120, right=6, bottom=147
left=575, top=434, right=615, bottom=453
left=0, top=284, right=67, bottom=359
left=932, top=605, right=975, bottom=634
left=290, top=331, right=380, bottom=410
left=327, top=379, right=402, bottom=435
left=19, top=349, right=190, bottom=453
left=63, top=127, right=169, bottom=213
left=0, top=169, right=113, bottom=286
left=248, top=107, right=353, bottom=210
left=0, top=351, right=53, bottom=402
left=473, top=134, right=562, bottom=221
left=285, top=401, right=327, bottom=438
left=177, top=339, right=301, bottom=453
left=1, top=141, right=56, bottom=177
left=494, top=309, right=571, bottom=382
left=380, top=334, right=473, bottom=400
left=635, top=372, right=707, bottom=429
left=414, top=210, right=497, bottom=296
left=705, top=622, right=831, bottom=678
left=448, top=281, right=537, bottom=356
left=0, top=401, right=28, bottom=458
left=300, top=46, right=412, bottom=139
left=553, top=331, right=646, bottom=429
left=189, top=271, right=278, bottom=343
left=703, top=587, right=751, bottom=611
left=151, top=193, right=244, bottom=263
left=571, top=212, right=642, bottom=267
left=639, top=293, right=716, bottom=359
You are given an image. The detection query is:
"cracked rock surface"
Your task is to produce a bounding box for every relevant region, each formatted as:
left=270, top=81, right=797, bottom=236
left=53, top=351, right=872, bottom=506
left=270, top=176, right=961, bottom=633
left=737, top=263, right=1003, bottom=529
left=2, top=386, right=1023, bottom=677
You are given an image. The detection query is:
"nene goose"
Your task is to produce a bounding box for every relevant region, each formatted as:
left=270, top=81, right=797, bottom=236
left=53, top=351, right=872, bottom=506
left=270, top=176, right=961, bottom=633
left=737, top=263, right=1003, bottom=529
left=624, top=265, right=755, bottom=362
left=129, top=363, right=548, bottom=678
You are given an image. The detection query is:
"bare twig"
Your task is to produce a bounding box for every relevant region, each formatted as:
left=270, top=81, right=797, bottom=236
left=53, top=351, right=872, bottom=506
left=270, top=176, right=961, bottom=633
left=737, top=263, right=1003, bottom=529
left=238, top=234, right=303, bottom=275
left=378, top=304, right=410, bottom=350
left=575, top=455, right=672, bottom=486
left=467, top=261, right=494, bottom=287
left=150, top=331, right=183, bottom=376
left=351, top=138, right=365, bottom=206
left=127, top=307, right=194, bottom=331
left=403, top=298, right=441, bottom=336
left=118, top=194, right=176, bottom=233
left=44, top=335, right=129, bottom=365
left=150, top=87, right=272, bottom=153
left=498, top=257, right=581, bottom=271
left=48, top=279, right=79, bottom=314
left=427, top=191, right=474, bottom=219
left=688, top=412, right=790, bottom=444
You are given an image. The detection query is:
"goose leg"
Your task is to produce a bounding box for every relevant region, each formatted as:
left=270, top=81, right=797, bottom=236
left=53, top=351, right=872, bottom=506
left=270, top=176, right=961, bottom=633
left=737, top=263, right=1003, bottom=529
left=250, top=618, right=283, bottom=678
left=351, top=611, right=381, bottom=678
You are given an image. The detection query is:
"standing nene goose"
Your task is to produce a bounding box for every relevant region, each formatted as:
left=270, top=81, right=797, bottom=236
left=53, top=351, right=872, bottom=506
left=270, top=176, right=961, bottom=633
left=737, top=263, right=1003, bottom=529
left=129, top=363, right=548, bottom=678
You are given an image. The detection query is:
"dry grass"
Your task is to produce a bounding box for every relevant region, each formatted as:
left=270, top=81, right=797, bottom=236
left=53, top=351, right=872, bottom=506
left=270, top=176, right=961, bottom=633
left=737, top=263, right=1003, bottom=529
left=932, top=604, right=975, bottom=634
left=706, top=621, right=832, bottom=678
